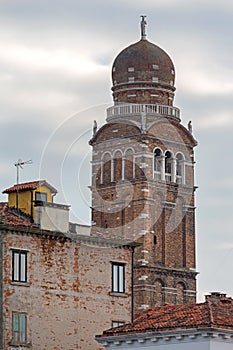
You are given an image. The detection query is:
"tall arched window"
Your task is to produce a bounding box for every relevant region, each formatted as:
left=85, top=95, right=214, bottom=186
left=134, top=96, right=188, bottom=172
left=124, top=149, right=134, bottom=180
left=113, top=150, right=122, bottom=182
left=154, top=148, right=162, bottom=180
left=176, top=153, right=185, bottom=184
left=165, top=151, right=172, bottom=182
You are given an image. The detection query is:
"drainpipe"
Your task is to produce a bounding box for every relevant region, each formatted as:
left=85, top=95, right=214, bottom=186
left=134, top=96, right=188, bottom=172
left=0, top=229, right=4, bottom=349
left=30, top=190, right=33, bottom=222
left=131, top=246, right=135, bottom=323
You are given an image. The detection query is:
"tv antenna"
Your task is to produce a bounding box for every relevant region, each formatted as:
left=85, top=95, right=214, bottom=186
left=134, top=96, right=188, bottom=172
left=14, top=159, right=33, bottom=209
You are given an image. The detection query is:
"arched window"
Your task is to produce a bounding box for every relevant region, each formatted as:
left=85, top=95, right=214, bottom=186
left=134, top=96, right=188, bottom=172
left=124, top=149, right=134, bottom=180
left=176, top=153, right=185, bottom=184
left=165, top=151, right=172, bottom=182
left=154, top=148, right=162, bottom=180
left=102, top=153, right=111, bottom=183
left=113, top=150, right=122, bottom=182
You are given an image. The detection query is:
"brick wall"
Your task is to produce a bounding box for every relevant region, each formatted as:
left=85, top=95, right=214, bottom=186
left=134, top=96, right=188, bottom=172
left=2, top=229, right=132, bottom=350
left=90, top=114, right=197, bottom=310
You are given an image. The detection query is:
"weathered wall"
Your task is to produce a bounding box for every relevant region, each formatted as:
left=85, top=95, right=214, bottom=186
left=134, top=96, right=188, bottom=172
left=3, top=230, right=132, bottom=350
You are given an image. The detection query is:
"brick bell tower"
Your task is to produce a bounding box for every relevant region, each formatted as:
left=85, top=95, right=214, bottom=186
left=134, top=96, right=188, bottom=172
left=89, top=16, right=198, bottom=311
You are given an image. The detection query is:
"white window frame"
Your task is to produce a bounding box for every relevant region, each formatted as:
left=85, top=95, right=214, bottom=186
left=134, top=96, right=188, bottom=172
left=12, top=250, right=27, bottom=283
left=112, top=262, right=125, bottom=293
left=112, top=321, right=125, bottom=328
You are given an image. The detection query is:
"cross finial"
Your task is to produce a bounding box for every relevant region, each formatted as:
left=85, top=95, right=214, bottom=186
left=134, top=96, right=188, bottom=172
left=140, top=15, right=147, bottom=40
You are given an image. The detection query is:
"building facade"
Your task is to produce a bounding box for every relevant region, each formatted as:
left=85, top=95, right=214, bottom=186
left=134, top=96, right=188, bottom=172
left=90, top=17, right=197, bottom=311
left=0, top=197, right=135, bottom=350
left=97, top=293, right=233, bottom=350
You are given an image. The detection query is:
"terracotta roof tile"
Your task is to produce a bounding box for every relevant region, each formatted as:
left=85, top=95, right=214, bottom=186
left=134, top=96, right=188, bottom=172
left=0, top=202, right=36, bottom=227
left=2, top=180, right=57, bottom=194
left=103, top=296, right=233, bottom=336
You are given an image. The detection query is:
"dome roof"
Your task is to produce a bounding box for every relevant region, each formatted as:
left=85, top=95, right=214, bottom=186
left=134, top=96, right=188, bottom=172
left=112, top=39, right=175, bottom=89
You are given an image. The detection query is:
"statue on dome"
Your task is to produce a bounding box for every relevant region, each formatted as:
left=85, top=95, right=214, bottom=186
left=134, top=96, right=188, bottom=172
left=188, top=120, right=192, bottom=133
left=140, top=15, right=147, bottom=40
left=93, top=120, right=97, bottom=135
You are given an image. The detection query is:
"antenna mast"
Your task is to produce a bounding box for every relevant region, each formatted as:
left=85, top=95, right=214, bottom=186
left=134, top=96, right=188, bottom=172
left=14, top=159, right=33, bottom=209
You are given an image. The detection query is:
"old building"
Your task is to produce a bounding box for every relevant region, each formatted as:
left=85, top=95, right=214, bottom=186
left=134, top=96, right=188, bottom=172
left=97, top=292, right=233, bottom=349
left=3, top=180, right=70, bottom=233
left=90, top=16, right=197, bottom=311
left=0, top=182, right=136, bottom=350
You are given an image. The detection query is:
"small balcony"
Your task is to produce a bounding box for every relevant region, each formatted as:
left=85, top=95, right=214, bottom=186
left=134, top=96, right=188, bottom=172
left=107, top=103, right=180, bottom=120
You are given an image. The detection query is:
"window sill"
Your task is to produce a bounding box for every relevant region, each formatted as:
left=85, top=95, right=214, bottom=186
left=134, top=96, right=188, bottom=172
left=9, top=341, right=32, bottom=348
left=109, top=292, right=128, bottom=298
left=10, top=281, right=30, bottom=287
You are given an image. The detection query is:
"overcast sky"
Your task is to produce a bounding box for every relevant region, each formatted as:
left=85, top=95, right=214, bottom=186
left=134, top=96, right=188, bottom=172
left=0, top=0, right=233, bottom=302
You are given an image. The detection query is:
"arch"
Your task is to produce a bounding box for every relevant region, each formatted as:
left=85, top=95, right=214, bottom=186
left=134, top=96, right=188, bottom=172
left=101, top=151, right=112, bottom=161
left=123, top=147, right=135, bottom=156
left=176, top=152, right=185, bottom=184
left=113, top=150, right=123, bottom=182
left=124, top=148, right=134, bottom=180
left=153, top=147, right=163, bottom=180
left=102, top=152, right=112, bottom=183
left=176, top=281, right=186, bottom=304
left=113, top=149, right=123, bottom=158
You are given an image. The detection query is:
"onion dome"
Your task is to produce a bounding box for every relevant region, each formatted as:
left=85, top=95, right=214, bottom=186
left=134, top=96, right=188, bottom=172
left=111, top=17, right=176, bottom=106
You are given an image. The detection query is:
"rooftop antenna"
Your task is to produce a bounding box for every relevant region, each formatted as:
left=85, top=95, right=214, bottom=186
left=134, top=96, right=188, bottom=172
left=14, top=159, right=33, bottom=209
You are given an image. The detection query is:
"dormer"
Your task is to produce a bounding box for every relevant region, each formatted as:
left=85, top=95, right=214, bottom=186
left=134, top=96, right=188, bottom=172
left=2, top=180, right=70, bottom=233
left=3, top=180, right=57, bottom=219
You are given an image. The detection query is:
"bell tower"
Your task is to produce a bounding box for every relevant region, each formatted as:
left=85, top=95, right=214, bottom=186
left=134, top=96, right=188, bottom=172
left=89, top=17, right=197, bottom=312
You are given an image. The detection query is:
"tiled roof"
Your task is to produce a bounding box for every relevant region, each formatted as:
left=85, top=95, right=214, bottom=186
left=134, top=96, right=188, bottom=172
left=103, top=293, right=233, bottom=336
left=0, top=202, right=36, bottom=227
left=3, top=180, right=57, bottom=194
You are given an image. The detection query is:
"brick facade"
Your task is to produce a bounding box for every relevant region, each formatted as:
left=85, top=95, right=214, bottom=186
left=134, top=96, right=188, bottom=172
left=0, top=222, right=133, bottom=350
left=90, top=33, right=198, bottom=312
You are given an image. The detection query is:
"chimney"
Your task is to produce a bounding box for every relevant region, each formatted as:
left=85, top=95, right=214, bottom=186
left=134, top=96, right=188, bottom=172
left=205, top=292, right=233, bottom=303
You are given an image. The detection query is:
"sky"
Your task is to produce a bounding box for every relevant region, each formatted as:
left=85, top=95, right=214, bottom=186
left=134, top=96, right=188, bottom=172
left=0, top=0, right=233, bottom=302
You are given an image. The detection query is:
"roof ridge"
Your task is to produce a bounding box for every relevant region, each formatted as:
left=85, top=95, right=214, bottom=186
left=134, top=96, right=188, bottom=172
left=2, top=179, right=57, bottom=194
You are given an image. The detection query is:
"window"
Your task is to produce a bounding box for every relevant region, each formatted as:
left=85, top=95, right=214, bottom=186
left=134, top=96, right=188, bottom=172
left=35, top=191, right=47, bottom=202
left=154, top=235, right=157, bottom=245
left=176, top=153, right=185, bottom=184
left=152, top=77, right=159, bottom=83
left=165, top=151, right=172, bottom=182
left=112, top=263, right=125, bottom=293
left=12, top=312, right=27, bottom=344
left=12, top=250, right=27, bottom=283
left=154, top=148, right=162, bottom=181
left=112, top=321, right=125, bottom=328
left=128, top=67, right=134, bottom=72
left=128, top=77, right=135, bottom=82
